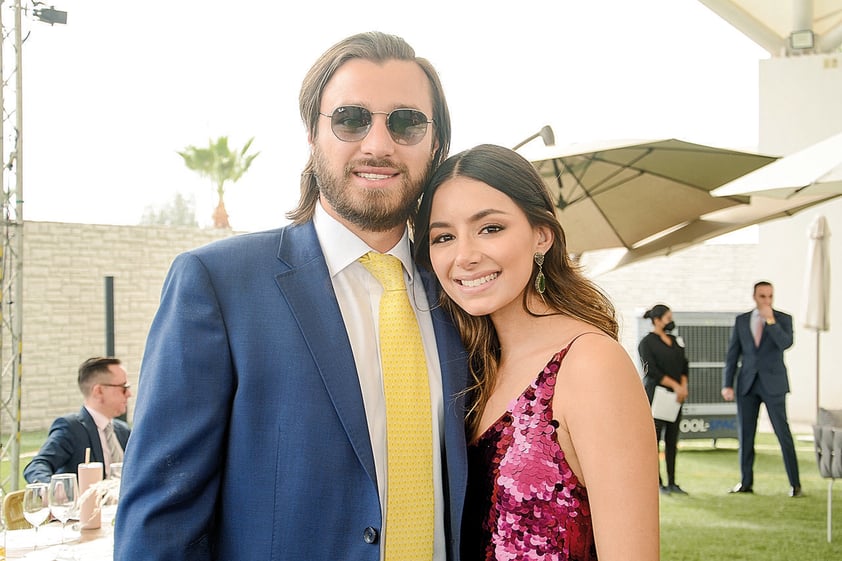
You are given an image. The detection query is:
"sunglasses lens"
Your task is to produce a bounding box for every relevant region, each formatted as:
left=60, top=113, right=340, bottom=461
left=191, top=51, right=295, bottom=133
left=330, top=106, right=371, bottom=141
left=326, top=106, right=430, bottom=144
left=388, top=109, right=430, bottom=145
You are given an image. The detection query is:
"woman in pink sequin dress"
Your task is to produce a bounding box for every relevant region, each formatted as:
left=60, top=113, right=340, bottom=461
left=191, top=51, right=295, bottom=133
left=415, top=144, right=660, bottom=561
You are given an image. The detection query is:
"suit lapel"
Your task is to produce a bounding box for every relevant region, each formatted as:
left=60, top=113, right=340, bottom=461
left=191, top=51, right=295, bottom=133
left=419, top=266, right=469, bottom=533
left=418, top=267, right=469, bottom=411
left=274, top=223, right=377, bottom=484
left=79, top=407, right=105, bottom=464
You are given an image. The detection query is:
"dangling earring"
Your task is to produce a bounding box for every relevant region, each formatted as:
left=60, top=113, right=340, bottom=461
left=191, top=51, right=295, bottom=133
left=533, top=252, right=546, bottom=294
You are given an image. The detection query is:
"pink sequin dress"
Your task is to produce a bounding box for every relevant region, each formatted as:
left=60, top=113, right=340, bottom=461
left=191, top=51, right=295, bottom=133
left=462, top=339, right=598, bottom=561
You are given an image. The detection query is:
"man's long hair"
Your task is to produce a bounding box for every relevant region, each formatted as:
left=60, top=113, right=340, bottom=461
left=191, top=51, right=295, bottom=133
left=287, top=31, right=451, bottom=225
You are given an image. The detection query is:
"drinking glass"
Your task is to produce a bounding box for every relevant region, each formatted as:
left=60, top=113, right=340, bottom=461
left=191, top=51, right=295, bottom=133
left=49, top=473, right=79, bottom=544
left=109, top=462, right=123, bottom=480
left=22, top=482, right=49, bottom=550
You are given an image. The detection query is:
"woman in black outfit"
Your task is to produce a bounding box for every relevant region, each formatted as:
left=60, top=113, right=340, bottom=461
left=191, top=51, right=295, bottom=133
left=638, top=304, right=689, bottom=495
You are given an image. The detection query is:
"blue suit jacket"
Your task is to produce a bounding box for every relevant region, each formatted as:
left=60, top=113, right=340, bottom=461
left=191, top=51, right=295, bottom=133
left=723, top=309, right=794, bottom=397
left=114, top=222, right=469, bottom=561
left=23, top=407, right=130, bottom=483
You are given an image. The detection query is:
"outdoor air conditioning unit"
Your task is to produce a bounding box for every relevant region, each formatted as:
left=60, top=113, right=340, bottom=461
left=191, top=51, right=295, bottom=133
left=637, top=311, right=739, bottom=443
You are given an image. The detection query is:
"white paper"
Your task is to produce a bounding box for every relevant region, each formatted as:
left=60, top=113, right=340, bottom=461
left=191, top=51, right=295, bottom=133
left=651, top=386, right=682, bottom=422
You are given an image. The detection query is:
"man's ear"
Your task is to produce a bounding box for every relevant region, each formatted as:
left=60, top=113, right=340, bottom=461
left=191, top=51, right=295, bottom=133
left=91, top=383, right=104, bottom=399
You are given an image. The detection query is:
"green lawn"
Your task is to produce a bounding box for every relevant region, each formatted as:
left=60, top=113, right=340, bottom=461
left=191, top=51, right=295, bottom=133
left=661, top=433, right=842, bottom=561
left=1, top=430, right=48, bottom=488
left=4, top=431, right=842, bottom=559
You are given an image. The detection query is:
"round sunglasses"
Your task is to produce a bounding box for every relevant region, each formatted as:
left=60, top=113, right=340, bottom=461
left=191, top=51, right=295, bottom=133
left=319, top=105, right=433, bottom=146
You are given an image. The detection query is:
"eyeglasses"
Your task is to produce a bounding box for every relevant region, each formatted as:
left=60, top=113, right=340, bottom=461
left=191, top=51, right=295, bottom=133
left=319, top=105, right=433, bottom=145
left=100, top=382, right=131, bottom=393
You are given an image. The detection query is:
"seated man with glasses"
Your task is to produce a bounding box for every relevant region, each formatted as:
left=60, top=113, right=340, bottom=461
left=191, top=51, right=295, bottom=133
left=24, top=356, right=132, bottom=483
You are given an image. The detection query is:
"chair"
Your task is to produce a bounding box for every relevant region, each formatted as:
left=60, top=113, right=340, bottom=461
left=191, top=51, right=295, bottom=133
left=814, top=408, right=842, bottom=543
left=3, top=489, right=32, bottom=530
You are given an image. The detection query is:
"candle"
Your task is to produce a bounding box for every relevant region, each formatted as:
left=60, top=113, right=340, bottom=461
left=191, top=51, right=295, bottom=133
left=78, top=462, right=103, bottom=529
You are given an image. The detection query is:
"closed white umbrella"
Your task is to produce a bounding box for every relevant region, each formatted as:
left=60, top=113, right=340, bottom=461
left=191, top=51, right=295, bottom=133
left=803, top=215, right=831, bottom=418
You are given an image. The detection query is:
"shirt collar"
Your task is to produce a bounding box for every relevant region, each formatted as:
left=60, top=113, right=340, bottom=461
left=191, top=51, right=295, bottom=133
left=85, top=405, right=111, bottom=430
left=313, top=200, right=415, bottom=281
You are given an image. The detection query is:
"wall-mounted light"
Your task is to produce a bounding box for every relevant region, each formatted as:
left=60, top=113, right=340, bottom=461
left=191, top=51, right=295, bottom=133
left=33, top=5, right=67, bottom=26
left=790, top=29, right=814, bottom=50
left=512, top=125, right=555, bottom=151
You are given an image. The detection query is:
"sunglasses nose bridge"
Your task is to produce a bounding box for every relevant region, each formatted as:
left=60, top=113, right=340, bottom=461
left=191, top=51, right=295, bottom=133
left=360, top=112, right=399, bottom=151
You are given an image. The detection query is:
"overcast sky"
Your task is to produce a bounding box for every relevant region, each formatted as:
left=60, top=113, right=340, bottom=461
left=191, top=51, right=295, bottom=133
left=15, top=0, right=768, bottom=231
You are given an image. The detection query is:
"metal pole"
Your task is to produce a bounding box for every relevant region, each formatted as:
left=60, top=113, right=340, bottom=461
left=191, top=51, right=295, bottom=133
left=105, top=276, right=114, bottom=357
left=8, top=0, right=24, bottom=491
left=0, top=0, right=6, bottom=494
left=816, top=330, right=821, bottom=420
left=828, top=479, right=833, bottom=543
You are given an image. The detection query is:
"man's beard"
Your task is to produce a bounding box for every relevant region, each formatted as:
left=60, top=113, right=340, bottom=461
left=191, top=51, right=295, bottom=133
left=313, top=146, right=434, bottom=232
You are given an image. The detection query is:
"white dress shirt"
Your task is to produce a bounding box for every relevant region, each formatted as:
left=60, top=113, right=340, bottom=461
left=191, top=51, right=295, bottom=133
left=85, top=406, right=119, bottom=468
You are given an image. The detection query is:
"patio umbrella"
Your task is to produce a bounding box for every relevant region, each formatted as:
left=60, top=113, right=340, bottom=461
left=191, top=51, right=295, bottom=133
left=620, top=194, right=836, bottom=264
left=577, top=193, right=838, bottom=275
left=712, top=131, right=842, bottom=199
left=803, top=214, right=831, bottom=418
left=529, top=138, right=777, bottom=255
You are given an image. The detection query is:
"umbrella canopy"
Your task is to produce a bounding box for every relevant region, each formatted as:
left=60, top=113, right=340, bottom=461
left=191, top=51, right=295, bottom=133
left=617, top=194, right=838, bottom=266
left=529, top=138, right=777, bottom=255
left=804, top=214, right=831, bottom=332
left=578, top=194, right=839, bottom=275
left=712, top=131, right=842, bottom=199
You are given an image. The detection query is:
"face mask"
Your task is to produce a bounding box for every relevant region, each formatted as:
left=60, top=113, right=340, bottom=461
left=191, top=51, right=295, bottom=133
left=663, top=321, right=675, bottom=332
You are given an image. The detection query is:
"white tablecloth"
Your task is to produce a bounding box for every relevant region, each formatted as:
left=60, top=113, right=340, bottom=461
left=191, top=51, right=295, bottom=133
left=4, top=505, right=115, bottom=561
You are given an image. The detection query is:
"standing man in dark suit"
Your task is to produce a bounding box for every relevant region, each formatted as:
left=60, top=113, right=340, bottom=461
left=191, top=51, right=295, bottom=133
left=114, top=32, right=468, bottom=561
left=24, top=356, right=131, bottom=483
left=722, top=281, right=802, bottom=497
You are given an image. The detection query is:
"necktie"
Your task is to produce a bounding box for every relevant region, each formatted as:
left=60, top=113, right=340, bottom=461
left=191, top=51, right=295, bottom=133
left=753, top=315, right=763, bottom=347
left=359, top=252, right=434, bottom=560
left=105, top=422, right=124, bottom=465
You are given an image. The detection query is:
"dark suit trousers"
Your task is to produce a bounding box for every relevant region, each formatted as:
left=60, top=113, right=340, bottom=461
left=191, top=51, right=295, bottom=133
left=736, top=377, right=800, bottom=488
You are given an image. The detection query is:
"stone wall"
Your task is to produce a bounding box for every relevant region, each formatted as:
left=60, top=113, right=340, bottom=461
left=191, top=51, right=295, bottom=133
left=8, top=221, right=235, bottom=432
left=8, top=219, right=827, bottom=433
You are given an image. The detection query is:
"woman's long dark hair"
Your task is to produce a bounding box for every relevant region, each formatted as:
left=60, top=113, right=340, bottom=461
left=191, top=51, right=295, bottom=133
left=414, top=144, right=618, bottom=432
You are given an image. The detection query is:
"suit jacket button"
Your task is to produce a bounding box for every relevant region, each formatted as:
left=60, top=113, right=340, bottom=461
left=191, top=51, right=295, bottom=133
left=363, top=526, right=379, bottom=544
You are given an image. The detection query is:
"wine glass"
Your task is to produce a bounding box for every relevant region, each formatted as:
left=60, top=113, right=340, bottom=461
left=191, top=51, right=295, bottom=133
left=49, top=473, right=79, bottom=544
left=23, top=482, right=50, bottom=550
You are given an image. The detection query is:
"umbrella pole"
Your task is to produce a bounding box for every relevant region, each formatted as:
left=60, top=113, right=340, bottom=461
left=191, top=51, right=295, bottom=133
left=816, top=329, right=821, bottom=422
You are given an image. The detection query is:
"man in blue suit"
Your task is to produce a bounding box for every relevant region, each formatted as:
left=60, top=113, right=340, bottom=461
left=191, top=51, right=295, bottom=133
left=114, top=32, right=468, bottom=561
left=722, top=281, right=802, bottom=497
left=24, top=357, right=131, bottom=483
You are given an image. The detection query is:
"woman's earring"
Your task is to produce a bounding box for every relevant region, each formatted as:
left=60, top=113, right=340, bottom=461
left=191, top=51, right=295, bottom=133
left=533, top=252, right=546, bottom=294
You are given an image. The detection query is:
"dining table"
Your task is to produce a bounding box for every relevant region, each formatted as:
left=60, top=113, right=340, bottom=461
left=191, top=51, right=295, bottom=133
left=3, top=504, right=116, bottom=560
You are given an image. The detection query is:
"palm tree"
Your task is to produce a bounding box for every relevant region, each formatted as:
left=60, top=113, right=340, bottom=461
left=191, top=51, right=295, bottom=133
left=178, top=136, right=260, bottom=229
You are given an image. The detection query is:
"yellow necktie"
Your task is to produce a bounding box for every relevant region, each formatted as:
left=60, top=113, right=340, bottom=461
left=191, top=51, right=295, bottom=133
left=359, top=252, right=434, bottom=560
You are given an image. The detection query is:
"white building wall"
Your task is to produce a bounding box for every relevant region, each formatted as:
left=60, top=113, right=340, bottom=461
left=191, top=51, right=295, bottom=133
left=756, top=198, right=842, bottom=421
left=756, top=49, right=842, bottom=421
left=759, top=52, right=842, bottom=155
